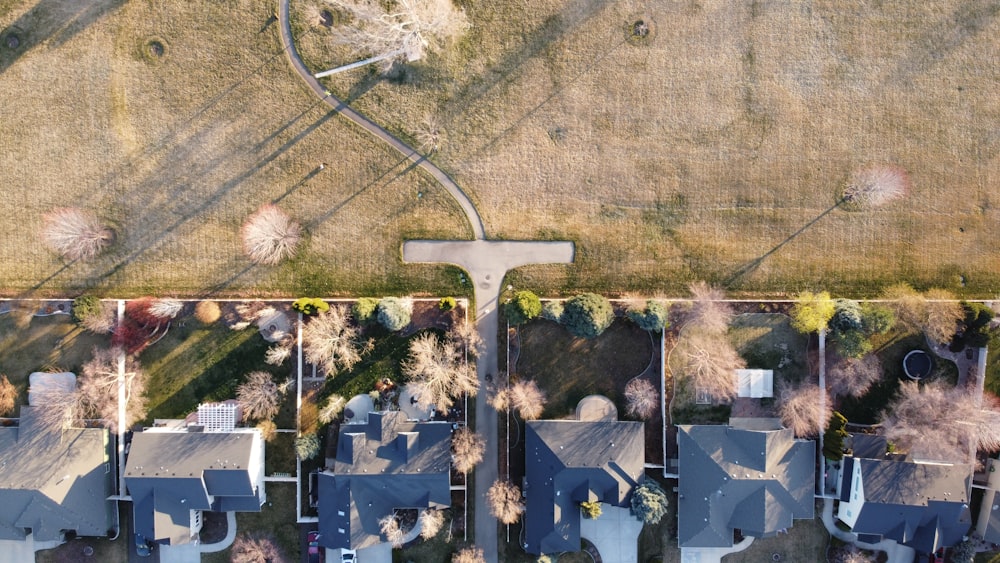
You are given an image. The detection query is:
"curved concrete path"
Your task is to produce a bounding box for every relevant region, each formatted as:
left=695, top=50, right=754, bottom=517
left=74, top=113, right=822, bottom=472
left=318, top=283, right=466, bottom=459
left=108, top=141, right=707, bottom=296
left=276, top=1, right=485, bottom=240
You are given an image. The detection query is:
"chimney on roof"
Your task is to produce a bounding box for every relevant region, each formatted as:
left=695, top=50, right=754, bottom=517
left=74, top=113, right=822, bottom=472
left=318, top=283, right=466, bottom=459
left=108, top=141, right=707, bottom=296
left=339, top=433, right=367, bottom=464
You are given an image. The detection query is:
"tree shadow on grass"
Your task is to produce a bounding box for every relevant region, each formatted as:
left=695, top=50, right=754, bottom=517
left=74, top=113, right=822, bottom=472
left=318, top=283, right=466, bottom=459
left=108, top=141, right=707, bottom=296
left=0, top=0, right=127, bottom=74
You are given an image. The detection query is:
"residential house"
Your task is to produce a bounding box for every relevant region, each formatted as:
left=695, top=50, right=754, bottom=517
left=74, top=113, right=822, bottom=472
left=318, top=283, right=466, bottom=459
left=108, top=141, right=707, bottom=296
left=837, top=434, right=972, bottom=553
left=0, top=405, right=115, bottom=543
left=124, top=425, right=265, bottom=546
left=316, top=411, right=452, bottom=551
left=677, top=419, right=815, bottom=548
left=523, top=419, right=644, bottom=555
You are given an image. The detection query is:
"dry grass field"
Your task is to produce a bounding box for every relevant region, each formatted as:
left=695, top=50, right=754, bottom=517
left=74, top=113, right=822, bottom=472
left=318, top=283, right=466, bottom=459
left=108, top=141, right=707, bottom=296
left=297, top=0, right=1000, bottom=297
left=0, top=0, right=996, bottom=298
left=0, top=0, right=468, bottom=297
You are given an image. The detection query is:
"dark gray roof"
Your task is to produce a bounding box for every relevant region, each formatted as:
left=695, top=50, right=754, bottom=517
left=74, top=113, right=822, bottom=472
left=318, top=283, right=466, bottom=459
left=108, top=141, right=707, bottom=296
left=840, top=457, right=971, bottom=553
left=124, top=429, right=263, bottom=545
left=849, top=434, right=889, bottom=460
left=677, top=424, right=815, bottom=548
left=0, top=407, right=114, bottom=542
left=985, top=495, right=1000, bottom=544
left=317, top=412, right=452, bottom=550
left=523, top=420, right=644, bottom=555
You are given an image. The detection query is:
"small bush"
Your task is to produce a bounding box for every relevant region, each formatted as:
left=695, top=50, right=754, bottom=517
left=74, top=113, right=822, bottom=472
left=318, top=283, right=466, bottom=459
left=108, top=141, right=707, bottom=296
left=377, top=297, right=412, bottom=332
left=292, top=297, right=329, bottom=315
left=505, top=290, right=542, bottom=326
left=72, top=295, right=115, bottom=333
left=541, top=301, right=563, bottom=321
left=560, top=293, right=614, bottom=339
left=630, top=481, right=669, bottom=524
left=194, top=300, right=221, bottom=324
left=580, top=501, right=602, bottom=519
left=241, top=204, right=302, bottom=265
left=627, top=299, right=669, bottom=332
left=439, top=296, right=457, bottom=311
left=295, top=433, right=320, bottom=460
left=352, top=297, right=380, bottom=325
left=41, top=207, right=115, bottom=261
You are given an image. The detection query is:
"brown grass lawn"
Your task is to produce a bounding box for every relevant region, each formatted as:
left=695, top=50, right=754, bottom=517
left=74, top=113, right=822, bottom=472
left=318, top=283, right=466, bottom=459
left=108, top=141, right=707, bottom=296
left=721, top=515, right=829, bottom=563
left=296, top=0, right=1000, bottom=297
left=0, top=0, right=467, bottom=298
left=515, top=318, right=654, bottom=419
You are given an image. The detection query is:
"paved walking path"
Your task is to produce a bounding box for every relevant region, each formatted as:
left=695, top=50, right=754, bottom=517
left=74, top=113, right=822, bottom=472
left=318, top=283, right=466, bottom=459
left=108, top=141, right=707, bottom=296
left=405, top=241, right=574, bottom=562
left=275, top=2, right=485, bottom=240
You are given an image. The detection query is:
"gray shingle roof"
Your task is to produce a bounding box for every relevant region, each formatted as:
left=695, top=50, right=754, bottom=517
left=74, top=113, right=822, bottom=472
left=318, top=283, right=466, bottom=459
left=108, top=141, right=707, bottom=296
left=677, top=423, right=815, bottom=548
left=317, top=412, right=453, bottom=550
left=0, top=407, right=114, bottom=542
left=523, top=420, right=645, bottom=555
left=124, top=429, right=263, bottom=546
left=839, top=457, right=971, bottom=552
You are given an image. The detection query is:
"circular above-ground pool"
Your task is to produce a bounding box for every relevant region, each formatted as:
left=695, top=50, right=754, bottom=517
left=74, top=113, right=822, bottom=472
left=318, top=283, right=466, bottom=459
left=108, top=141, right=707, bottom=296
left=903, top=350, right=933, bottom=380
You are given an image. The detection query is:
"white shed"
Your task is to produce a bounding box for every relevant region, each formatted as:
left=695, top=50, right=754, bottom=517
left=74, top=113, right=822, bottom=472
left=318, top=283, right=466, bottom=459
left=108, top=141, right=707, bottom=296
left=734, top=369, right=773, bottom=398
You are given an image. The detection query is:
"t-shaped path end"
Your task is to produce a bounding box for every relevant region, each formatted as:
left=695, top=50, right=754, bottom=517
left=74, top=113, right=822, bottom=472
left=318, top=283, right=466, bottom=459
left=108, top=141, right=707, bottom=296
left=403, top=239, right=574, bottom=562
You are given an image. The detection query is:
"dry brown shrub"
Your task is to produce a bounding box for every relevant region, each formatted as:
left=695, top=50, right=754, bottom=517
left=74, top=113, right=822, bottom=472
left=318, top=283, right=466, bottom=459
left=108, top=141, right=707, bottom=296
left=379, top=515, right=405, bottom=547
left=451, top=427, right=485, bottom=473
left=843, top=165, right=910, bottom=208
left=241, top=204, right=302, bottom=265
left=41, top=207, right=115, bottom=261
left=256, top=420, right=277, bottom=441
left=195, top=300, right=221, bottom=324
left=486, top=480, right=524, bottom=524
left=231, top=532, right=287, bottom=563
left=452, top=546, right=485, bottom=563
left=507, top=379, right=546, bottom=420
left=625, top=377, right=659, bottom=419
left=237, top=371, right=281, bottom=422
left=827, top=354, right=882, bottom=398
left=777, top=381, right=831, bottom=438
left=0, top=375, right=18, bottom=416
left=419, top=508, right=445, bottom=540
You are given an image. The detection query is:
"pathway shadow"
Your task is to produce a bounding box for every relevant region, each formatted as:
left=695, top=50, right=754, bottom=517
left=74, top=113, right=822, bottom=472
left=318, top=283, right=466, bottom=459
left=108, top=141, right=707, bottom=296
left=0, top=0, right=126, bottom=74
left=724, top=201, right=843, bottom=287
left=306, top=154, right=418, bottom=230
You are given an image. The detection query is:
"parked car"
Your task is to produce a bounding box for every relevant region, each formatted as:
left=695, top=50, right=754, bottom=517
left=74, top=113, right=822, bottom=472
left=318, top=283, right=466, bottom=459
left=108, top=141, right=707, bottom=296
left=341, top=548, right=357, bottom=563
left=307, top=531, right=324, bottom=563
left=135, top=533, right=152, bottom=557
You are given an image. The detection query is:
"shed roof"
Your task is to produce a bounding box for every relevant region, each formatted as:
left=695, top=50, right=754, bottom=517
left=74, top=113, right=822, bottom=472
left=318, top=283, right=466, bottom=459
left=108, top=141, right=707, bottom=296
left=733, top=369, right=773, bottom=398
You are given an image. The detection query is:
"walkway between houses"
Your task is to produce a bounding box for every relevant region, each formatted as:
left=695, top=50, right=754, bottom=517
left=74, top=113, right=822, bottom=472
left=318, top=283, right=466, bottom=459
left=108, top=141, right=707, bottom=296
left=275, top=0, right=485, bottom=240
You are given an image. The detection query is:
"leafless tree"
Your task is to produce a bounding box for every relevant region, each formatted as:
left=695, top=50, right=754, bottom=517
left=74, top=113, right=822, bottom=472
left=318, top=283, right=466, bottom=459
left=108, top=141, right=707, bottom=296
left=685, top=281, right=732, bottom=334
left=677, top=330, right=744, bottom=403
left=318, top=394, right=347, bottom=424
left=79, top=347, right=147, bottom=433
left=416, top=114, right=446, bottom=153
left=379, top=515, right=405, bottom=547
left=241, top=204, right=302, bottom=265
left=302, top=305, right=366, bottom=376
left=265, top=337, right=295, bottom=366
left=777, top=381, right=831, bottom=437
left=881, top=381, right=1000, bottom=462
left=237, top=371, right=281, bottom=422
left=882, top=283, right=926, bottom=329
left=842, top=165, right=910, bottom=208
left=41, top=207, right=115, bottom=261
left=452, top=546, right=486, bottom=563
left=625, top=377, right=659, bottom=419
left=231, top=532, right=288, bottom=563
left=0, top=375, right=18, bottom=416
left=326, top=0, right=469, bottom=67
left=505, top=380, right=546, bottom=420
left=419, top=508, right=445, bottom=540
left=449, top=316, right=484, bottom=358
left=487, top=480, right=524, bottom=524
left=827, top=354, right=882, bottom=398
left=403, top=332, right=478, bottom=413
left=148, top=298, right=183, bottom=320
left=79, top=300, right=116, bottom=334
left=923, top=288, right=963, bottom=345
left=451, top=427, right=485, bottom=473
left=488, top=386, right=510, bottom=412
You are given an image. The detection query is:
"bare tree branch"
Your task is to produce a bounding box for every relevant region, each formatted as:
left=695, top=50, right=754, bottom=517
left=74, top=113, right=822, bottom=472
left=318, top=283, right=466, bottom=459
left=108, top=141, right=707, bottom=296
left=241, top=204, right=302, bottom=265
left=677, top=330, right=744, bottom=403
left=419, top=508, right=445, bottom=540
left=302, top=305, right=364, bottom=376
left=41, top=207, right=115, bottom=261
left=451, top=427, right=485, bottom=473
left=777, top=381, right=831, bottom=438
left=625, top=377, right=659, bottom=419
left=79, top=347, right=146, bottom=433
left=403, top=332, right=478, bottom=413
left=827, top=354, right=882, bottom=398
left=237, top=371, right=281, bottom=422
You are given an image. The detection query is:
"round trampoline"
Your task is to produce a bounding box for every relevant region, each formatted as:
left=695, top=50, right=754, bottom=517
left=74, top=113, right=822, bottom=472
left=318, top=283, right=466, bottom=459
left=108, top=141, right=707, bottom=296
left=903, top=350, right=932, bottom=380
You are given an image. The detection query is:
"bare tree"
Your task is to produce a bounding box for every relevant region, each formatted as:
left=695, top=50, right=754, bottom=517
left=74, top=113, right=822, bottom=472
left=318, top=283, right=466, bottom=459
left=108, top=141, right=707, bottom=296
left=379, top=515, right=405, bottom=547
left=237, top=372, right=281, bottom=422
left=449, top=316, right=484, bottom=358
left=265, top=337, right=295, bottom=366
left=777, top=381, right=831, bottom=437
left=318, top=394, right=347, bottom=424
left=685, top=281, right=732, bottom=334
left=923, top=288, right=963, bottom=345
left=882, top=283, right=926, bottom=330
left=79, top=347, right=147, bottom=433
left=302, top=305, right=366, bottom=376
left=453, top=546, right=486, bottom=563
left=41, top=207, right=115, bottom=261
left=506, top=380, right=546, bottom=420
left=486, top=480, right=524, bottom=524
left=677, top=330, right=745, bottom=403
left=881, top=382, right=1000, bottom=462
left=324, top=0, right=469, bottom=70
left=419, top=508, right=445, bottom=540
left=231, top=532, right=288, bottom=563
left=241, top=204, right=302, bottom=265
left=416, top=114, right=446, bottom=153
left=625, top=377, right=659, bottom=419
left=403, top=332, right=478, bottom=413
left=451, top=427, right=485, bottom=473
left=842, top=165, right=910, bottom=208
left=148, top=298, right=183, bottom=320
left=0, top=375, right=17, bottom=416
left=827, top=354, right=882, bottom=398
